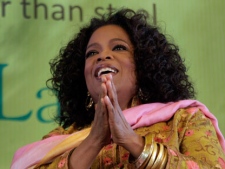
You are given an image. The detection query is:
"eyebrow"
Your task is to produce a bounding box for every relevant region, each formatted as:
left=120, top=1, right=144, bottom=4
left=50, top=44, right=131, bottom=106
left=86, top=38, right=131, bottom=51
left=110, top=38, right=130, bottom=45
left=86, top=43, right=99, bottom=51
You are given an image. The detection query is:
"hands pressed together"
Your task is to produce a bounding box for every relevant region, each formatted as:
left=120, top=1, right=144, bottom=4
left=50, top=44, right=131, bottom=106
left=90, top=74, right=144, bottom=157
left=69, top=74, right=144, bottom=169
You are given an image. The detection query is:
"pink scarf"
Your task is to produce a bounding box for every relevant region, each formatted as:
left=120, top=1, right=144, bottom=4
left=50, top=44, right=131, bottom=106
left=11, top=100, right=225, bottom=169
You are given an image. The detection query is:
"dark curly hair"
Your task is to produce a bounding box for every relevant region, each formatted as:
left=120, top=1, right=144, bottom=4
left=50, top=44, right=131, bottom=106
left=47, top=8, right=195, bottom=129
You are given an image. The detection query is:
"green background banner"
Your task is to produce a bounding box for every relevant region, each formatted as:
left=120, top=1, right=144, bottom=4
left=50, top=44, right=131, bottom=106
left=1, top=0, right=224, bottom=168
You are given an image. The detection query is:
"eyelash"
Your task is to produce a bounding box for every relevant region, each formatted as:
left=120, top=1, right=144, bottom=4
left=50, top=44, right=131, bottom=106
left=85, top=50, right=98, bottom=58
left=85, top=44, right=127, bottom=58
left=113, top=44, right=127, bottom=51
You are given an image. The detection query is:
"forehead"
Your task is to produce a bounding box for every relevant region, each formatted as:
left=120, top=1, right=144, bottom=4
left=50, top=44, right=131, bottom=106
left=88, top=25, right=131, bottom=43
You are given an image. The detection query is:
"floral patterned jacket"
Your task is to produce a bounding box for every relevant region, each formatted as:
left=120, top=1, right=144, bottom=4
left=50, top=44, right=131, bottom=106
left=37, top=108, right=225, bottom=169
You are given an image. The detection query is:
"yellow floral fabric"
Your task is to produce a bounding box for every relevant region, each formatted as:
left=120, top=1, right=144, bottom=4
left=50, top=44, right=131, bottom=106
left=37, top=108, right=225, bottom=169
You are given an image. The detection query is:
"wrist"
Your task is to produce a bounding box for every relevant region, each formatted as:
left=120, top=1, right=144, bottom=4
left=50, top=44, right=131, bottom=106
left=68, top=134, right=104, bottom=169
left=124, top=133, right=145, bottom=158
left=86, top=134, right=106, bottom=150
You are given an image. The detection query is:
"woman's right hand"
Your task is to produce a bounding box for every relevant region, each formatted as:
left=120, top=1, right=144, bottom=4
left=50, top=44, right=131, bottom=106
left=88, top=76, right=111, bottom=148
left=69, top=77, right=111, bottom=169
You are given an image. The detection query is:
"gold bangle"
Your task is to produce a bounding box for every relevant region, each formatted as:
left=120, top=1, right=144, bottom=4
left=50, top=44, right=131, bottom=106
left=138, top=143, right=152, bottom=169
left=158, top=148, right=168, bottom=169
left=128, top=137, right=147, bottom=168
left=129, top=136, right=153, bottom=168
left=139, top=136, right=154, bottom=169
left=146, top=142, right=158, bottom=168
left=151, top=143, right=165, bottom=169
left=135, top=137, right=152, bottom=168
left=139, top=142, right=155, bottom=169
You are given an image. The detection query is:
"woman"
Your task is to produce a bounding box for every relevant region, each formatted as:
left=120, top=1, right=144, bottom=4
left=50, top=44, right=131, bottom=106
left=11, top=9, right=225, bottom=169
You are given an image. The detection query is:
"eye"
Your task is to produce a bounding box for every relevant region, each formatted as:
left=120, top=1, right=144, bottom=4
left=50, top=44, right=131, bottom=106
left=85, top=50, right=98, bottom=58
left=113, top=44, right=127, bottom=51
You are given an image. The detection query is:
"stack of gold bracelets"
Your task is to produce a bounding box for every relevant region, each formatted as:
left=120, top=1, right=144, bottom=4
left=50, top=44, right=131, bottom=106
left=129, top=135, right=168, bottom=169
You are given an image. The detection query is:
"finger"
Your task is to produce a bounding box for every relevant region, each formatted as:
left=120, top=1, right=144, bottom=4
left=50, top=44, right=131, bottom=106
left=104, top=95, right=127, bottom=129
left=105, top=75, right=129, bottom=122
left=101, top=75, right=107, bottom=83
left=103, top=95, right=114, bottom=118
left=101, top=81, right=107, bottom=97
left=96, top=80, right=107, bottom=109
left=94, top=93, right=107, bottom=121
left=105, top=75, right=118, bottom=106
left=108, top=74, right=117, bottom=95
left=101, top=97, right=108, bottom=115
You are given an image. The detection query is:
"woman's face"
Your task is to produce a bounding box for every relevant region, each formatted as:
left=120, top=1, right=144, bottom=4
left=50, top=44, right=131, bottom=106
left=84, top=25, right=136, bottom=109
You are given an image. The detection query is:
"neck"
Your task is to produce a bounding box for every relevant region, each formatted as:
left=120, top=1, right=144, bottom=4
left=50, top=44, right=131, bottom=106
left=119, top=95, right=139, bottom=110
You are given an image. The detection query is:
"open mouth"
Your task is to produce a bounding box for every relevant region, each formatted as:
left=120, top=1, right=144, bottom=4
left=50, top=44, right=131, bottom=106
left=95, top=66, right=118, bottom=78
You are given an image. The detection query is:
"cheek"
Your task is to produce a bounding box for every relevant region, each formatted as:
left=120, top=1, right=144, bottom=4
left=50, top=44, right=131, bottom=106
left=124, top=59, right=136, bottom=76
left=122, top=60, right=136, bottom=86
left=128, top=62, right=137, bottom=84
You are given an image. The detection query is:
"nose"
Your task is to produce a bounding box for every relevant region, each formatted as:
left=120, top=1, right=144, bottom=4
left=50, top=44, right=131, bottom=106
left=96, top=55, right=112, bottom=62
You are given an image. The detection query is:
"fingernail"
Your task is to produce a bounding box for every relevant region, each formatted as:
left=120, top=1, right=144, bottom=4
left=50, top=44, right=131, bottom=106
left=101, top=75, right=106, bottom=82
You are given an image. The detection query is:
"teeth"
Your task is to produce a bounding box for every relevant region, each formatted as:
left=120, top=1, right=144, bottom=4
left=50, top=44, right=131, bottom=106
left=97, top=67, right=117, bottom=77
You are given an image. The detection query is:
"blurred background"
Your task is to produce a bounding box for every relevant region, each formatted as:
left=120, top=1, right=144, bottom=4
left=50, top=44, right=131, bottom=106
left=0, top=0, right=224, bottom=168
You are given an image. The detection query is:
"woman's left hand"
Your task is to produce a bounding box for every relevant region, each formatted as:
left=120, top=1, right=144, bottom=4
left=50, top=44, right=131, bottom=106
left=101, top=74, right=144, bottom=158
